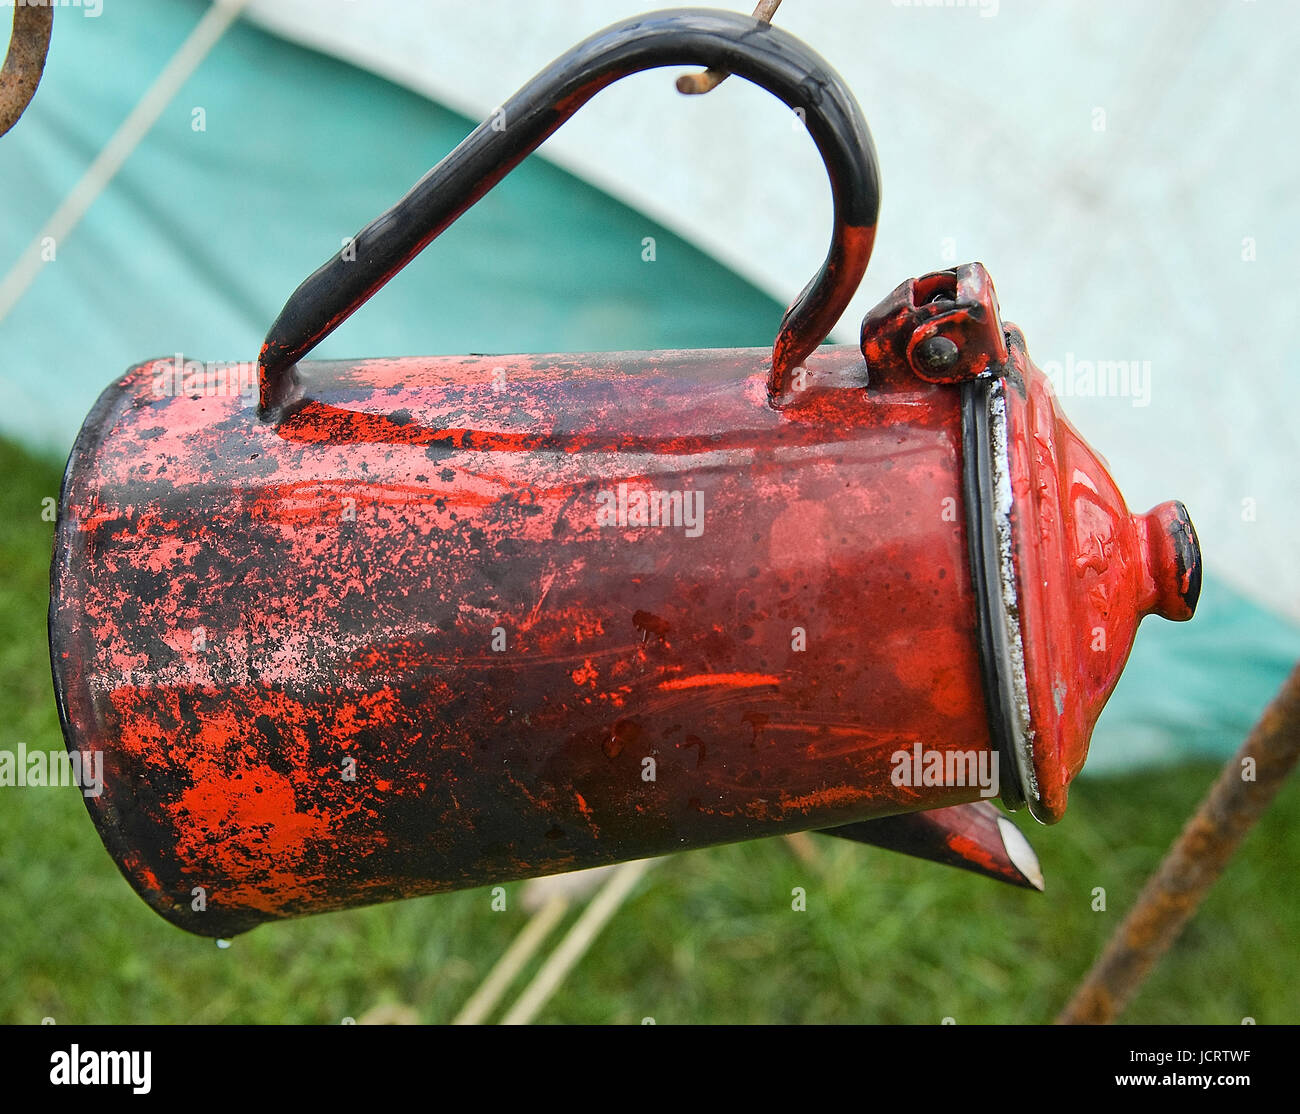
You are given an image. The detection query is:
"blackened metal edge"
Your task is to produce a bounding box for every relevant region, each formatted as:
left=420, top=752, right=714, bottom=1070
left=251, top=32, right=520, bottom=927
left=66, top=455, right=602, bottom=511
left=47, top=370, right=154, bottom=916
left=1169, top=499, right=1202, bottom=617
left=48, top=362, right=255, bottom=938
left=961, top=375, right=1028, bottom=813
left=49, top=367, right=140, bottom=777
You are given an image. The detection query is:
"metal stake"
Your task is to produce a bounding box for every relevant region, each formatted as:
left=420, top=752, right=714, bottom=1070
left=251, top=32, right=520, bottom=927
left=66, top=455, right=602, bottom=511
left=1058, top=660, right=1300, bottom=1024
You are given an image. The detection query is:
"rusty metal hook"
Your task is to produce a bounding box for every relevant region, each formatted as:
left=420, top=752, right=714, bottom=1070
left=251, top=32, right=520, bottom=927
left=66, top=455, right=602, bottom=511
left=676, top=0, right=783, bottom=94
left=0, top=1, right=53, bottom=138
left=258, top=7, right=880, bottom=414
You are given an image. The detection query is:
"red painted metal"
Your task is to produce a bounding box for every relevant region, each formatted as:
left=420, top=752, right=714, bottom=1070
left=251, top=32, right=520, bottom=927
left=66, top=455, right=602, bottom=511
left=1004, top=347, right=1199, bottom=821
left=51, top=339, right=983, bottom=935
left=862, top=263, right=1199, bottom=822
left=50, top=262, right=1198, bottom=936
left=47, top=10, right=1201, bottom=937
left=824, top=800, right=1044, bottom=891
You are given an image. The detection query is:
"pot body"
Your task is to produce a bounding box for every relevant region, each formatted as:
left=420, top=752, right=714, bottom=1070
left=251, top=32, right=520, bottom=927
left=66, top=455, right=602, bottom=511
left=52, top=344, right=1000, bottom=936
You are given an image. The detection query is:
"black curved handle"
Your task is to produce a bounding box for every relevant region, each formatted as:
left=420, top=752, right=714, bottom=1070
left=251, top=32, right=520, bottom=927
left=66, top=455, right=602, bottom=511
left=258, top=7, right=881, bottom=413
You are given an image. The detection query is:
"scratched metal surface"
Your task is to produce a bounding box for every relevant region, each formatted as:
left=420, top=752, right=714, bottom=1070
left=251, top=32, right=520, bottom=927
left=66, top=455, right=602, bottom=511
left=52, top=346, right=1003, bottom=934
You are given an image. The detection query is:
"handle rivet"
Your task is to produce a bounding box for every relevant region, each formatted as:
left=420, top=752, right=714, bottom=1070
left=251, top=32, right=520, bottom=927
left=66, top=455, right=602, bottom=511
left=916, top=335, right=959, bottom=374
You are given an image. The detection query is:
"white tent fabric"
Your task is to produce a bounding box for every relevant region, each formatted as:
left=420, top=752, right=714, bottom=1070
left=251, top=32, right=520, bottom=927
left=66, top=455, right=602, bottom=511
left=244, top=0, right=1299, bottom=625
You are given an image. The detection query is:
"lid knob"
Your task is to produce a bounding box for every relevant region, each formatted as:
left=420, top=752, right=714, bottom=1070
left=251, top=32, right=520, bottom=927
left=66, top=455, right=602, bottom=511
left=1136, top=500, right=1202, bottom=622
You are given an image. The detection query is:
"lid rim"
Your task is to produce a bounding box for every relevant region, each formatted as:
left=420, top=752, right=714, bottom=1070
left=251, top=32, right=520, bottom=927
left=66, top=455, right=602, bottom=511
left=960, top=375, right=1038, bottom=817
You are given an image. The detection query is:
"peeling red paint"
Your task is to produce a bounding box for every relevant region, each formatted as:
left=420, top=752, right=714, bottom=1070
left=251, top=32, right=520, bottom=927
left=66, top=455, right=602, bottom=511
left=49, top=265, right=1196, bottom=936
left=52, top=339, right=999, bottom=936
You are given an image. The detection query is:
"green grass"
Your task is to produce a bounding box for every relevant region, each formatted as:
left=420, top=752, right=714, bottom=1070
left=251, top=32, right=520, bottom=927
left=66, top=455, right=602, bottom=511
left=2, top=435, right=1296, bottom=1024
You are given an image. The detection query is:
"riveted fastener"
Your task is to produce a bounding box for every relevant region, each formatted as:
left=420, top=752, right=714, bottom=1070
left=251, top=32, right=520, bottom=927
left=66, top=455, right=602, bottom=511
left=915, top=334, right=961, bottom=376
left=861, top=262, right=1010, bottom=385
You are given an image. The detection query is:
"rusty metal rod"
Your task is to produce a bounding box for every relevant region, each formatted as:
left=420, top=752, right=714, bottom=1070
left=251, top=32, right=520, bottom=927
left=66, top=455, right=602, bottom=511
left=0, top=0, right=250, bottom=326
left=676, top=0, right=783, bottom=95
left=0, top=0, right=54, bottom=138
left=1057, top=659, right=1300, bottom=1025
